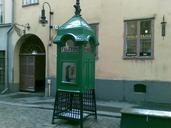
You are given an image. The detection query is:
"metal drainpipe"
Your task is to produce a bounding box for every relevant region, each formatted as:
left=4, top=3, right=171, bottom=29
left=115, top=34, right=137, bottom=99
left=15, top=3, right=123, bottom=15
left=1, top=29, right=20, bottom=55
left=1, top=0, right=14, bottom=94
left=46, top=42, right=52, bottom=96
left=47, top=9, right=53, bottom=97
left=46, top=44, right=49, bottom=96
left=1, top=26, right=14, bottom=94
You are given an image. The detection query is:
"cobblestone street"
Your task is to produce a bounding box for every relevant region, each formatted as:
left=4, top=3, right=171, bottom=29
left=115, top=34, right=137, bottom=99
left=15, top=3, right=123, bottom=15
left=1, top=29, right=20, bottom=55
left=0, top=100, right=120, bottom=128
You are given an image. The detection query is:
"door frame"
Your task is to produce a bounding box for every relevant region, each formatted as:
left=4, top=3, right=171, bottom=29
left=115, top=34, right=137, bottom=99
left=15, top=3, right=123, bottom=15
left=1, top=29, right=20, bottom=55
left=19, top=34, right=46, bottom=92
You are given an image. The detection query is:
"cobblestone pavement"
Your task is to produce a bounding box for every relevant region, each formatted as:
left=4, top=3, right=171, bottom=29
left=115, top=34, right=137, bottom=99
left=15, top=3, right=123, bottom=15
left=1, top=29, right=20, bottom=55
left=0, top=103, right=120, bottom=128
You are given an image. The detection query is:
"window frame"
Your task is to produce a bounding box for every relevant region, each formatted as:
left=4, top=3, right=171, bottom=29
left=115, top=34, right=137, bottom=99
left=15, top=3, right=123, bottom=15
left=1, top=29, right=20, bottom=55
left=123, top=18, right=154, bottom=59
left=22, top=0, right=39, bottom=7
left=89, top=23, right=99, bottom=60
left=0, top=0, right=4, bottom=24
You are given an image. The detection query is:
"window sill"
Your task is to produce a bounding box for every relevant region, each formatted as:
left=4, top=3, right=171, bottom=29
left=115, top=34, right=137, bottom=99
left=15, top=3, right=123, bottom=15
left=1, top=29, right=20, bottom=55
left=123, top=56, right=154, bottom=60
left=0, top=23, right=12, bottom=27
left=22, top=3, right=39, bottom=7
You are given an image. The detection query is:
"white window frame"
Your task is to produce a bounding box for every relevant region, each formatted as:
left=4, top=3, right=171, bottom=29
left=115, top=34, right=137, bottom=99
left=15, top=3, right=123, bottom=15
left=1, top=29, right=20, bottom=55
left=123, top=18, right=154, bottom=59
left=0, top=0, right=4, bottom=24
left=22, top=0, right=39, bottom=6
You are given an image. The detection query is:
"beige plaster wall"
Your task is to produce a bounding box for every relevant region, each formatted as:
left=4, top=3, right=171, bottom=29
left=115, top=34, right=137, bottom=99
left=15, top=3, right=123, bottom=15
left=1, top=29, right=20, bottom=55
left=13, top=0, right=101, bottom=83
left=96, top=0, right=171, bottom=81
left=13, top=0, right=171, bottom=83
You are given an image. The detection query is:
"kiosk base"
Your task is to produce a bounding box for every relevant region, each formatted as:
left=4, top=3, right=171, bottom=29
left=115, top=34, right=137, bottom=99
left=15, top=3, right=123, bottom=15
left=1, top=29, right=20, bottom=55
left=52, top=89, right=97, bottom=128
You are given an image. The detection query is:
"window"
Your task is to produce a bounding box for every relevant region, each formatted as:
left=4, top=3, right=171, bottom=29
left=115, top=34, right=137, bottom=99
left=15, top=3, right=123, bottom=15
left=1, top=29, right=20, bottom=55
left=62, top=62, right=76, bottom=83
left=0, top=51, right=5, bottom=88
left=90, top=23, right=99, bottom=59
left=61, top=40, right=79, bottom=53
left=124, top=18, right=154, bottom=59
left=0, top=0, right=4, bottom=24
left=134, top=84, right=146, bottom=93
left=22, top=0, right=39, bottom=6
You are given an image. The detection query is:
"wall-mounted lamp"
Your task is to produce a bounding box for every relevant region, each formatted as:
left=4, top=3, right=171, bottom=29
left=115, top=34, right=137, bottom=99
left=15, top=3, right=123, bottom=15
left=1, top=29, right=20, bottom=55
left=161, top=15, right=167, bottom=39
left=39, top=2, right=54, bottom=42
left=40, top=7, right=48, bottom=24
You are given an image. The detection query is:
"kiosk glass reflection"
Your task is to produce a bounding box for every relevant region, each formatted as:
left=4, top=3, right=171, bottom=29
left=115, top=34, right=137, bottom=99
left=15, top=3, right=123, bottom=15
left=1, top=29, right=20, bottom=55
left=62, top=62, right=76, bottom=83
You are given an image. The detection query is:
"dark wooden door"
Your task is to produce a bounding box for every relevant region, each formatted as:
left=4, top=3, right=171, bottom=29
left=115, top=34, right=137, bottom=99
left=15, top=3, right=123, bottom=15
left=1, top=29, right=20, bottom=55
left=20, top=55, right=35, bottom=91
left=35, top=55, right=45, bottom=91
left=0, top=51, right=5, bottom=91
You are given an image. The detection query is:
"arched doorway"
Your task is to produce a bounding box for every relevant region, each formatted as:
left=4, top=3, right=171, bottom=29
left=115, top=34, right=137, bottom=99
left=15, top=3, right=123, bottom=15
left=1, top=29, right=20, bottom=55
left=19, top=35, right=45, bottom=92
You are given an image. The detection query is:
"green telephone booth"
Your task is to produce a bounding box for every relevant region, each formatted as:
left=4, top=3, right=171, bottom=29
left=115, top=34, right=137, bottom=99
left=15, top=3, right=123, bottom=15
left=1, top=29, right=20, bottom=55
left=52, top=1, right=98, bottom=128
left=53, top=16, right=98, bottom=93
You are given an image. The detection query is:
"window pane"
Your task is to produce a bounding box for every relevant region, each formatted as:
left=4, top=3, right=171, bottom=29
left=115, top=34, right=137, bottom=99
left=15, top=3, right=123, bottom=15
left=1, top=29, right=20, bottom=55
left=62, top=63, right=76, bottom=83
left=26, top=0, right=29, bottom=4
left=0, top=15, right=2, bottom=23
left=85, top=42, right=93, bottom=53
left=23, top=0, right=38, bottom=5
left=140, top=20, right=151, bottom=35
left=127, top=21, right=137, bottom=36
left=25, top=0, right=28, bottom=5
left=34, top=0, right=38, bottom=3
left=23, top=0, right=27, bottom=5
left=140, top=20, right=152, bottom=56
left=140, top=39, right=151, bottom=56
left=22, top=0, right=25, bottom=5
left=126, top=39, right=137, bottom=56
left=0, top=0, right=3, bottom=24
left=61, top=40, right=79, bottom=53
left=31, top=0, right=35, bottom=4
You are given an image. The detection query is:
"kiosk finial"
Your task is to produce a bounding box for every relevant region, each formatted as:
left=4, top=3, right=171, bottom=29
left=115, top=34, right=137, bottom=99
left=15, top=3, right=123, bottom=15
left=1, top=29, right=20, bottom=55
left=74, top=0, right=81, bottom=16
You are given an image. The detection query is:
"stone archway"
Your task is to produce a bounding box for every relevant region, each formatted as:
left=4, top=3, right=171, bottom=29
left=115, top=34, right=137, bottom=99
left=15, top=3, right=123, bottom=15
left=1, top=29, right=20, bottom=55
left=18, top=34, right=46, bottom=92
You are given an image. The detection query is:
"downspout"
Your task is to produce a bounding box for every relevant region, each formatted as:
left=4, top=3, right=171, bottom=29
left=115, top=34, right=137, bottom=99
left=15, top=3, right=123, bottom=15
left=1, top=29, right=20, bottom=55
left=40, top=2, right=54, bottom=96
left=1, top=0, right=14, bottom=94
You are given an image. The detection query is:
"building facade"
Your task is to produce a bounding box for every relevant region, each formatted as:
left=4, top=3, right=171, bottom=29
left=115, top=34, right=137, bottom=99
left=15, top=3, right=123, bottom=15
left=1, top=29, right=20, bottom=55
left=0, top=0, right=12, bottom=92
left=9, top=0, right=171, bottom=103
